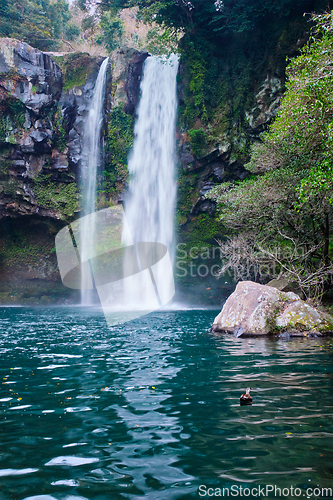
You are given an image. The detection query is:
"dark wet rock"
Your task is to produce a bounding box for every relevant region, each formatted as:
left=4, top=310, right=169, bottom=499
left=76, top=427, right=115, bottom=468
left=211, top=162, right=227, bottom=182
left=30, top=130, right=49, bottom=143
left=117, top=191, right=125, bottom=203
left=180, top=148, right=195, bottom=168
left=245, top=75, right=282, bottom=130
left=192, top=199, right=216, bottom=216
left=0, top=39, right=107, bottom=220
left=63, top=104, right=77, bottom=134
left=187, top=149, right=221, bottom=172
left=199, top=180, right=215, bottom=198
left=30, top=130, right=52, bottom=153
left=20, top=134, right=35, bottom=153
left=112, top=47, right=149, bottom=114
left=267, top=278, right=303, bottom=299
left=68, top=128, right=79, bottom=141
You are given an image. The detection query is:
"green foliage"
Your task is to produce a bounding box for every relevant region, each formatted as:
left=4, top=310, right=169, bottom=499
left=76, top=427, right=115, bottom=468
left=0, top=98, right=26, bottom=142
left=49, top=0, right=71, bottom=40
left=103, top=105, right=133, bottom=197
left=297, top=160, right=333, bottom=206
left=64, top=22, right=81, bottom=42
left=96, top=13, right=124, bottom=53
left=7, top=99, right=25, bottom=128
left=144, top=26, right=179, bottom=56
left=52, top=106, right=67, bottom=152
left=33, top=173, right=79, bottom=219
left=0, top=0, right=76, bottom=50
left=206, top=166, right=333, bottom=299
left=188, top=128, right=206, bottom=157
left=80, top=0, right=125, bottom=16
left=210, top=167, right=305, bottom=234
left=0, top=116, right=7, bottom=142
left=122, top=0, right=330, bottom=39
left=55, top=53, right=98, bottom=90
left=81, top=15, right=96, bottom=32
left=185, top=213, right=222, bottom=246
left=175, top=214, right=223, bottom=283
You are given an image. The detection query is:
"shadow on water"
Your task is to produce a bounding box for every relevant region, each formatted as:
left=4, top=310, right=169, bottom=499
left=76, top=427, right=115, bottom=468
left=0, top=307, right=332, bottom=499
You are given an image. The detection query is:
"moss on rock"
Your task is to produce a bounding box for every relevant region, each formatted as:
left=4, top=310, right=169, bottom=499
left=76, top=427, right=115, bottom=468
left=33, top=172, right=79, bottom=219
left=100, top=104, right=134, bottom=203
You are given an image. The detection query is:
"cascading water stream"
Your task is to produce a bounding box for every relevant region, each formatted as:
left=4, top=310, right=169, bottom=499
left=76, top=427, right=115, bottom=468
left=123, top=54, right=179, bottom=309
left=80, top=57, right=109, bottom=306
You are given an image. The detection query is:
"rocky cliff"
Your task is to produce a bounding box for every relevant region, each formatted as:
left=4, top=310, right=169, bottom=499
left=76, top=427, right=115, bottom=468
left=0, top=15, right=311, bottom=305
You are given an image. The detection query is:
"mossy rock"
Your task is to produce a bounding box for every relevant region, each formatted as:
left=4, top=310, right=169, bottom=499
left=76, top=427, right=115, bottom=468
left=53, top=52, right=101, bottom=90
left=211, top=281, right=333, bottom=337
left=32, top=173, right=79, bottom=219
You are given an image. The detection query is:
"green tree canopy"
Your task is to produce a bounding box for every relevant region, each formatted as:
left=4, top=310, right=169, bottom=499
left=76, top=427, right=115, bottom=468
left=0, top=0, right=75, bottom=50
left=97, top=0, right=333, bottom=37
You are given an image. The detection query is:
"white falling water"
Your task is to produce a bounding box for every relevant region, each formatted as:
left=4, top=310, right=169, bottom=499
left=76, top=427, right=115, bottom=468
left=123, top=54, right=179, bottom=309
left=80, top=57, right=109, bottom=305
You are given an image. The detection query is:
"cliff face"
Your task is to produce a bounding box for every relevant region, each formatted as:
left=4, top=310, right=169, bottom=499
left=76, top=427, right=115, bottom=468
left=0, top=39, right=109, bottom=221
left=0, top=38, right=145, bottom=304
left=174, top=14, right=311, bottom=304
left=0, top=39, right=105, bottom=303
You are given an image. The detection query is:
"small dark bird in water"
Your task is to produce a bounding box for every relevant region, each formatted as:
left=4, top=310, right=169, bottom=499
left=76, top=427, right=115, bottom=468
left=240, top=387, right=253, bottom=405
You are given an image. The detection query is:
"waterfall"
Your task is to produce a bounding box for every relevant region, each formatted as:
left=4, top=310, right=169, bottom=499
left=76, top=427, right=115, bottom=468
left=80, top=57, right=109, bottom=305
left=123, top=54, right=179, bottom=309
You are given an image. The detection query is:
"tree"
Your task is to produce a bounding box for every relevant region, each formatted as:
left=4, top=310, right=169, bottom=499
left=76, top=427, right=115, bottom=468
left=95, top=12, right=124, bottom=52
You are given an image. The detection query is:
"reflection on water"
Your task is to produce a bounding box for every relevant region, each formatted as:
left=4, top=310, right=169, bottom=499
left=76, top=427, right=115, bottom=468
left=0, top=308, right=332, bottom=499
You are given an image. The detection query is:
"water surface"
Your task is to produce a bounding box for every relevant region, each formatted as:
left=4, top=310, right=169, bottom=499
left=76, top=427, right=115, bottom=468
left=0, top=307, right=332, bottom=499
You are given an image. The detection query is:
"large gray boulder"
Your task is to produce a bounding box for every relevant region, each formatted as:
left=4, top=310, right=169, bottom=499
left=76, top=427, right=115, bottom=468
left=211, top=281, right=333, bottom=337
left=111, top=47, right=148, bottom=114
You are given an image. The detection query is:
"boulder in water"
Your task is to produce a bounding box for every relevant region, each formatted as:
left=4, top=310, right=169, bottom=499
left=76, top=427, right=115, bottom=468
left=211, top=281, right=333, bottom=337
